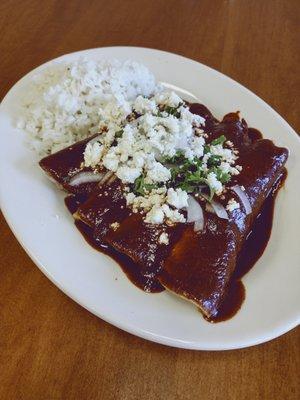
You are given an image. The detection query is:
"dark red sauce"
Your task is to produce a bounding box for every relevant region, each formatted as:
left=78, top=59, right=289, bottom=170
left=234, top=169, right=287, bottom=280
left=248, top=127, right=263, bottom=142
left=65, top=193, right=89, bottom=214
left=65, top=196, right=164, bottom=293
left=65, top=168, right=286, bottom=322
left=55, top=100, right=289, bottom=324
left=205, top=281, right=245, bottom=323
left=207, top=169, right=287, bottom=322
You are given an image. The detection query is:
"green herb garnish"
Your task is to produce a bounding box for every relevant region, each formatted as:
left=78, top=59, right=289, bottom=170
left=207, top=155, right=222, bottom=167
left=211, top=135, right=226, bottom=146
left=159, top=135, right=234, bottom=199
left=132, top=134, right=234, bottom=202
left=115, top=129, right=124, bottom=139
left=133, top=175, right=158, bottom=196
left=158, top=103, right=183, bottom=118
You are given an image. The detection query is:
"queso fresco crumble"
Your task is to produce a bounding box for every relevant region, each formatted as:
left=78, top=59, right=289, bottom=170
left=83, top=91, right=242, bottom=225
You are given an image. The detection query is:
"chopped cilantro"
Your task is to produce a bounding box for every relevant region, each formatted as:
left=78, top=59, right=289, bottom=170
left=153, top=134, right=235, bottom=200
left=162, top=150, right=186, bottom=164
left=203, top=144, right=210, bottom=154
left=211, top=135, right=226, bottom=146
left=133, top=175, right=146, bottom=195
left=168, top=157, right=207, bottom=195
left=177, top=182, right=197, bottom=192
left=207, top=155, right=222, bottom=167
left=209, top=166, right=231, bottom=184
left=144, top=183, right=157, bottom=193
left=160, top=134, right=236, bottom=198
left=115, top=129, right=124, bottom=138
left=159, top=103, right=183, bottom=118
left=217, top=170, right=231, bottom=184
left=164, top=106, right=180, bottom=118
left=133, top=175, right=157, bottom=196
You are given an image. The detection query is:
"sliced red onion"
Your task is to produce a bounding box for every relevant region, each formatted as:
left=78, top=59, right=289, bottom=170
left=69, top=171, right=104, bottom=186
left=231, top=185, right=252, bottom=215
left=187, top=195, right=204, bottom=232
left=211, top=200, right=229, bottom=220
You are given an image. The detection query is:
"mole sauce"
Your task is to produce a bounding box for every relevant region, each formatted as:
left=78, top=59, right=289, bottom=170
left=206, top=169, right=287, bottom=322
left=65, top=196, right=164, bottom=293
left=65, top=168, right=286, bottom=323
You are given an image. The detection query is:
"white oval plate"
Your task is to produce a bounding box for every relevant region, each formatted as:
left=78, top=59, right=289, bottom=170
left=0, top=47, right=299, bottom=350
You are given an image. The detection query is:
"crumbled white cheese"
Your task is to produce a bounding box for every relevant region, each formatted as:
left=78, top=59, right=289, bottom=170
left=226, top=198, right=240, bottom=212
left=206, top=172, right=223, bottom=195
left=133, top=95, right=157, bottom=114
left=195, top=127, right=205, bottom=135
left=229, top=166, right=241, bottom=175
left=84, top=141, right=104, bottom=168
left=98, top=100, right=131, bottom=132
left=116, top=166, right=141, bottom=183
left=219, top=161, right=231, bottom=173
left=126, top=192, right=136, bottom=205
left=79, top=87, right=243, bottom=226
left=145, top=205, right=164, bottom=224
left=146, top=162, right=171, bottom=183
left=132, top=152, right=145, bottom=169
left=191, top=136, right=205, bottom=158
left=210, top=144, right=237, bottom=164
left=226, top=140, right=234, bottom=148
left=130, top=188, right=167, bottom=212
left=158, top=232, right=169, bottom=245
left=179, top=106, right=205, bottom=126
left=167, top=188, right=188, bottom=209
left=102, top=151, right=119, bottom=172
left=161, top=204, right=186, bottom=223
left=154, top=91, right=182, bottom=107
left=110, top=222, right=120, bottom=231
left=201, top=153, right=210, bottom=172
left=86, top=91, right=210, bottom=195
left=219, top=161, right=241, bottom=176
left=159, top=115, right=180, bottom=134
left=101, top=129, right=117, bottom=148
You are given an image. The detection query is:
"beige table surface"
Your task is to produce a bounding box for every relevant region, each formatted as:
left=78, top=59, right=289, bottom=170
left=0, top=1, right=299, bottom=399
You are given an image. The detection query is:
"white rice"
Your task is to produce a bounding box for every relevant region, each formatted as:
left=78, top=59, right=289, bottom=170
left=17, top=58, right=160, bottom=156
